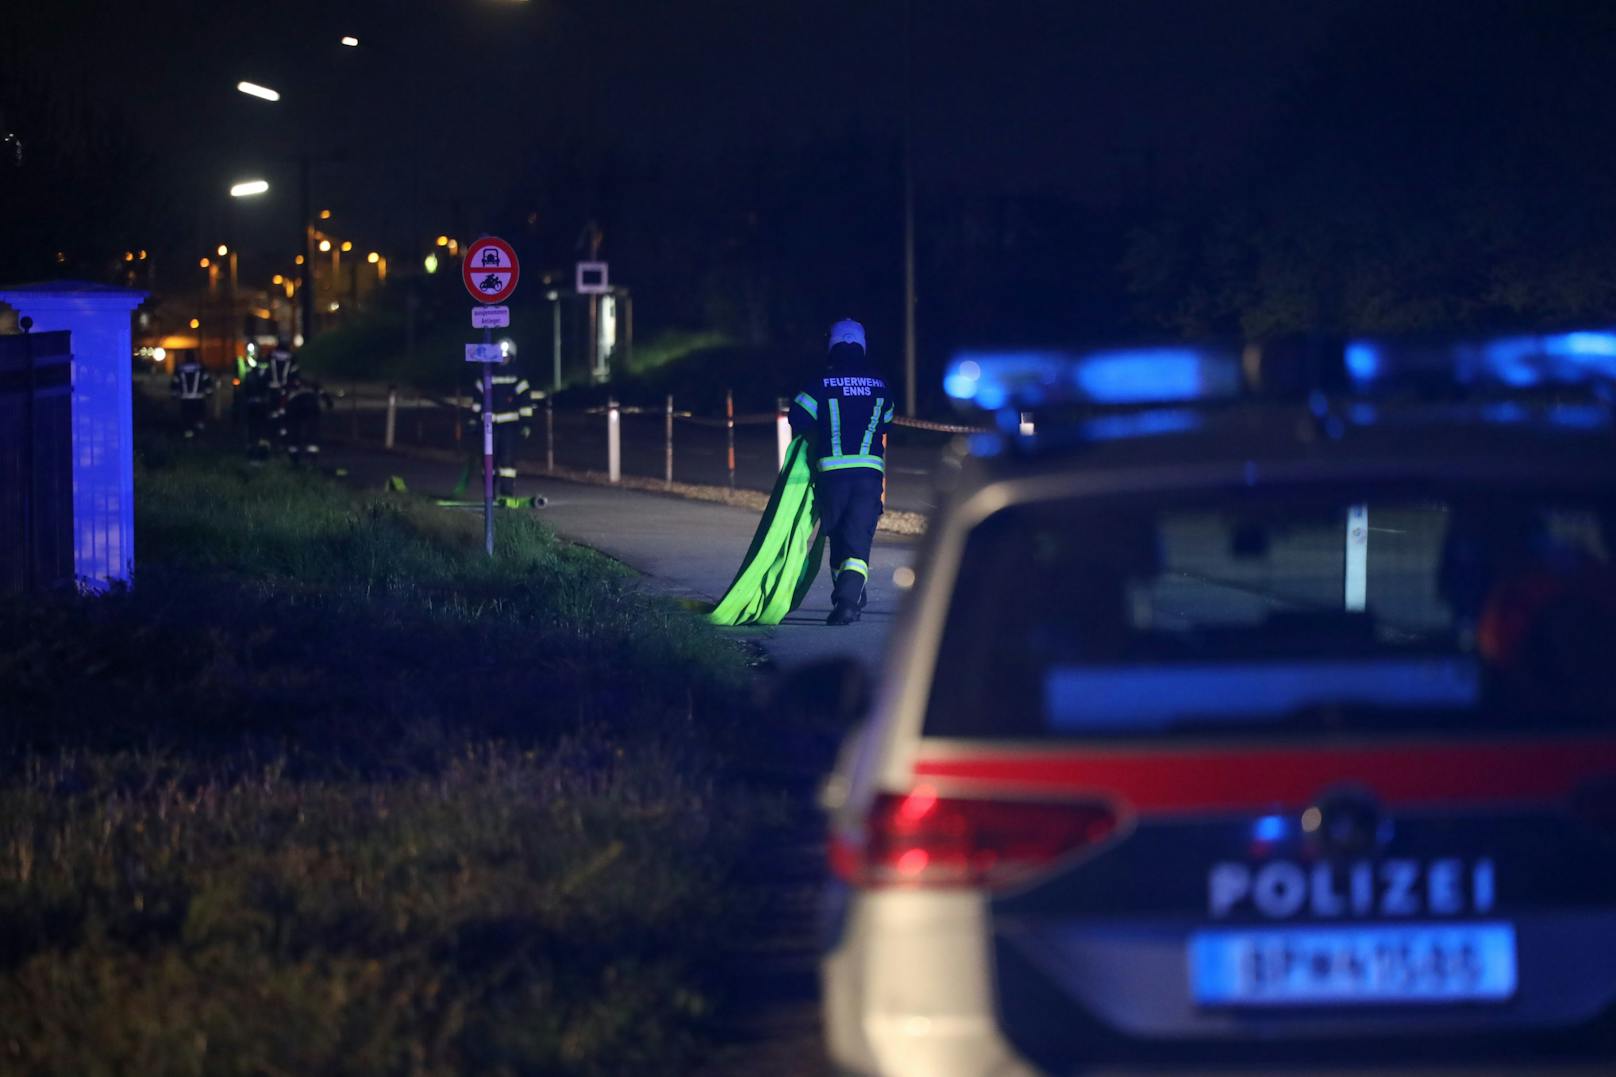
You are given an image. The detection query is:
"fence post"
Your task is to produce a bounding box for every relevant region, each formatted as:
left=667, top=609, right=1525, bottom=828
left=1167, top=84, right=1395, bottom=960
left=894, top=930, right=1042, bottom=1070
left=384, top=384, right=398, bottom=449
left=725, top=388, right=736, bottom=490
left=545, top=395, right=555, bottom=473
left=776, top=397, right=791, bottom=471
left=665, top=393, right=674, bottom=489
left=1018, top=411, right=1035, bottom=436
left=607, top=396, right=621, bottom=483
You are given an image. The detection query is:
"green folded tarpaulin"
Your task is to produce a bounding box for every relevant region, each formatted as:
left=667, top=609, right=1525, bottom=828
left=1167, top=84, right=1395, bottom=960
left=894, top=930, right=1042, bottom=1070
left=708, top=436, right=826, bottom=626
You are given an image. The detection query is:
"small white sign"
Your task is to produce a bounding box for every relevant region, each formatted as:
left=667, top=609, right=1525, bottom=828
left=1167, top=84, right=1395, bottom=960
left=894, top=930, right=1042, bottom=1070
left=576, top=260, right=609, bottom=295
left=465, top=343, right=504, bottom=363
left=472, top=305, right=510, bottom=328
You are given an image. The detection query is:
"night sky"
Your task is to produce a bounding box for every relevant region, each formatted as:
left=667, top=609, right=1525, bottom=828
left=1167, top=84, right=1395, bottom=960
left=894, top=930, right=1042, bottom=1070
left=10, top=1, right=1341, bottom=264
left=8, top=1, right=1616, bottom=381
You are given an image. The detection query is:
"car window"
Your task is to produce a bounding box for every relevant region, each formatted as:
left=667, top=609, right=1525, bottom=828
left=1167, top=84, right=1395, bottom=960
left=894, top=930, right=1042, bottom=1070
left=924, top=485, right=1616, bottom=740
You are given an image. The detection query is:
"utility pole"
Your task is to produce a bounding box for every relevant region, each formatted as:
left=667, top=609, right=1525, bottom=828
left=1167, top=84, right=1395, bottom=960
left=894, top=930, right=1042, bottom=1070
left=298, top=155, right=315, bottom=344
left=582, top=221, right=603, bottom=381
left=902, top=0, right=918, bottom=416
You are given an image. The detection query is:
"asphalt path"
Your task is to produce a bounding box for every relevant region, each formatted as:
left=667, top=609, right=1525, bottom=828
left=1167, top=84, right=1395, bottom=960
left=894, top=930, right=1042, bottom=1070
left=319, top=436, right=919, bottom=674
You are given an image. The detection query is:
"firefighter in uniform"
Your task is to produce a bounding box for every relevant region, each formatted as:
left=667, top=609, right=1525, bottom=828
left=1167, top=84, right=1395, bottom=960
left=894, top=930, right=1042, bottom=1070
left=466, top=355, right=539, bottom=498
left=263, top=343, right=301, bottom=459
left=169, top=355, right=215, bottom=438
left=790, top=318, right=895, bottom=625
left=239, top=361, right=273, bottom=463
left=283, top=379, right=325, bottom=466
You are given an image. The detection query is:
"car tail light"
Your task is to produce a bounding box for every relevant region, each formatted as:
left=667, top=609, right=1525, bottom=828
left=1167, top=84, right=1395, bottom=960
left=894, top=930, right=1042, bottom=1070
left=829, top=786, right=1118, bottom=890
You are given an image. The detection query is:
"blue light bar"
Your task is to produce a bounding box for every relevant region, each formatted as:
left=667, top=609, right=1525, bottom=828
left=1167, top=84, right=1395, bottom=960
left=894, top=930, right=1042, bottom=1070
left=946, top=346, right=1242, bottom=410
left=1347, top=327, right=1616, bottom=392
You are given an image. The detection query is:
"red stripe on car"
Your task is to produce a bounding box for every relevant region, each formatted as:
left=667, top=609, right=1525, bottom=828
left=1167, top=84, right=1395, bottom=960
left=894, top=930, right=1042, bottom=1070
left=912, top=739, right=1616, bottom=813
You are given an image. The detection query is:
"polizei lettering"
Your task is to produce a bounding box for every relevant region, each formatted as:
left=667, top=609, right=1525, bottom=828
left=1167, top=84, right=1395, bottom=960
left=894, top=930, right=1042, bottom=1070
left=1208, top=859, right=1497, bottom=919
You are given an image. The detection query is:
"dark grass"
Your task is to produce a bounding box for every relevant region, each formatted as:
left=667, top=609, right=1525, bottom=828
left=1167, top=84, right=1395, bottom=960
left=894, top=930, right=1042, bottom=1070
left=0, top=440, right=804, bottom=1075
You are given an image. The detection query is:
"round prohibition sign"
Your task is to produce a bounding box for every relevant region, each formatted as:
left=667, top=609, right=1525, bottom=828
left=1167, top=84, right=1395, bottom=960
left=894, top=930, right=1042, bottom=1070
left=463, top=237, right=520, bottom=304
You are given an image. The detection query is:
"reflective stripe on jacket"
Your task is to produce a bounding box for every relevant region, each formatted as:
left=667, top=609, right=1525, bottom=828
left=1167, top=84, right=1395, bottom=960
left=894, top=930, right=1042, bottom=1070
left=789, top=371, right=895, bottom=474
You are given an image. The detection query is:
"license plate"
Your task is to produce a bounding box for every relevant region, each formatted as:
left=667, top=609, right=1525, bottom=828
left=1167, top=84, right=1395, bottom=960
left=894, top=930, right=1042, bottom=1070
left=1189, top=922, right=1516, bottom=1006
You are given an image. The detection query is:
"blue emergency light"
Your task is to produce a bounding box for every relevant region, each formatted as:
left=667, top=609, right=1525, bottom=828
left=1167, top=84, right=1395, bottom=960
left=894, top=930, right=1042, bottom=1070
left=950, top=327, right=1616, bottom=421
left=945, top=346, right=1243, bottom=411
left=1346, top=328, right=1616, bottom=392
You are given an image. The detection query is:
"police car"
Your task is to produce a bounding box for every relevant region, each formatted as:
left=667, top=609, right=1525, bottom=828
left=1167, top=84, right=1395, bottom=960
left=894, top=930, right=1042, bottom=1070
left=815, top=334, right=1616, bottom=1075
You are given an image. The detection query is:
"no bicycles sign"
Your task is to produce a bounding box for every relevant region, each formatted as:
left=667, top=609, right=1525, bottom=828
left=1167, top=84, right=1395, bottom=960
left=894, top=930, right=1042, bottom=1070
left=462, top=237, right=519, bottom=304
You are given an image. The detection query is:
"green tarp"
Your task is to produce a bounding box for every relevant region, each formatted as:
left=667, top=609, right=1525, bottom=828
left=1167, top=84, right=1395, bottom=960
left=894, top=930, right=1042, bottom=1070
left=707, top=436, right=826, bottom=626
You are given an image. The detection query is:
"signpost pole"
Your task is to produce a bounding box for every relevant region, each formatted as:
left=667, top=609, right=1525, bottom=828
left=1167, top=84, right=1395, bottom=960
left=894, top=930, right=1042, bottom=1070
left=482, top=331, right=494, bottom=558
left=462, top=236, right=520, bottom=559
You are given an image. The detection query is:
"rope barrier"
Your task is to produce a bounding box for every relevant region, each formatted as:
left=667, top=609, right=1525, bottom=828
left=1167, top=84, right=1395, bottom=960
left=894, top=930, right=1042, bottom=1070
left=345, top=387, right=991, bottom=432
left=890, top=415, right=993, bottom=435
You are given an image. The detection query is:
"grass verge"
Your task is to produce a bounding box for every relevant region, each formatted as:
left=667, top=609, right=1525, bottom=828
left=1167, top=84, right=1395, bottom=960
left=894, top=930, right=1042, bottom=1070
left=0, top=440, right=791, bottom=1075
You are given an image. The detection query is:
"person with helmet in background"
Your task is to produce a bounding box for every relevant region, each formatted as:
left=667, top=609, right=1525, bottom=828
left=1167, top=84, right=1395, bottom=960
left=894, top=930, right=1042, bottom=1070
left=464, top=352, right=538, bottom=499
left=282, top=377, right=329, bottom=466
left=263, top=341, right=301, bottom=458
left=790, top=318, right=896, bottom=625
left=169, top=353, right=214, bottom=439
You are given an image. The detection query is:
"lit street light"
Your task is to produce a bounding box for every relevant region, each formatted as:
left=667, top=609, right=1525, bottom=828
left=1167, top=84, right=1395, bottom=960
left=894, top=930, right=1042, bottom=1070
left=229, top=179, right=270, bottom=197
left=235, top=80, right=281, bottom=102
left=340, top=35, right=359, bottom=47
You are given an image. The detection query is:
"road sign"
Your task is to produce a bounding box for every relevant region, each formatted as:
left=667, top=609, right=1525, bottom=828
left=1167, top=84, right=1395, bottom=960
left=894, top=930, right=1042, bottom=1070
left=465, top=343, right=504, bottom=363
left=576, top=260, right=609, bottom=295
left=472, top=305, right=510, bottom=328
left=463, top=237, right=520, bottom=304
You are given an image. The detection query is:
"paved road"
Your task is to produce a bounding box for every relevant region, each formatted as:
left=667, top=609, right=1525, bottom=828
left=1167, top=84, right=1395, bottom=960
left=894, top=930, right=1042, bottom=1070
left=322, top=438, right=918, bottom=674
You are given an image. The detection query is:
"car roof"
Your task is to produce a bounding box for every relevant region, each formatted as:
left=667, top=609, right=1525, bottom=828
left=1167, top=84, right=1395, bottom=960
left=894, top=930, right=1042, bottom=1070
left=952, top=400, right=1616, bottom=493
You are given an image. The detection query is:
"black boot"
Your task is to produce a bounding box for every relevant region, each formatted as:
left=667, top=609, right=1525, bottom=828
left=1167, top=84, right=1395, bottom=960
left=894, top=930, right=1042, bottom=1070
left=826, top=602, right=861, bottom=626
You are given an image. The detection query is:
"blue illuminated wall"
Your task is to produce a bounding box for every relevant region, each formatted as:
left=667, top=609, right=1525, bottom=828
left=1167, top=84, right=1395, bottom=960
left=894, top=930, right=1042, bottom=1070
left=0, top=284, right=146, bottom=591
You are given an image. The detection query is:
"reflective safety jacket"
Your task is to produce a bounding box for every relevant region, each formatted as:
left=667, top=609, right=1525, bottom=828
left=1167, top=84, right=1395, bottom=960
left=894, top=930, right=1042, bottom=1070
left=467, top=373, right=538, bottom=431
left=790, top=368, right=896, bottom=475
left=170, top=362, right=215, bottom=400
left=265, top=350, right=301, bottom=391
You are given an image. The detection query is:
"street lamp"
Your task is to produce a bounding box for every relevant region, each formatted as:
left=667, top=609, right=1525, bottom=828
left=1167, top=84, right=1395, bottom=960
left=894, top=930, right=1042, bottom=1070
left=340, top=35, right=360, bottom=47
left=235, top=80, right=281, bottom=102
left=229, top=179, right=270, bottom=197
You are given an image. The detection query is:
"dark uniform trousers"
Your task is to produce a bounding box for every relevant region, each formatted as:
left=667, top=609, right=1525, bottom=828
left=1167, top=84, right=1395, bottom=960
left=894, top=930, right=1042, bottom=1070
left=817, top=469, right=884, bottom=607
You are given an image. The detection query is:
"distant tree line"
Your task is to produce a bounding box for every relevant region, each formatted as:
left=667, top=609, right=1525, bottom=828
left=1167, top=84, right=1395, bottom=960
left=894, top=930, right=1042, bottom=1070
left=1122, top=1, right=1616, bottom=339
